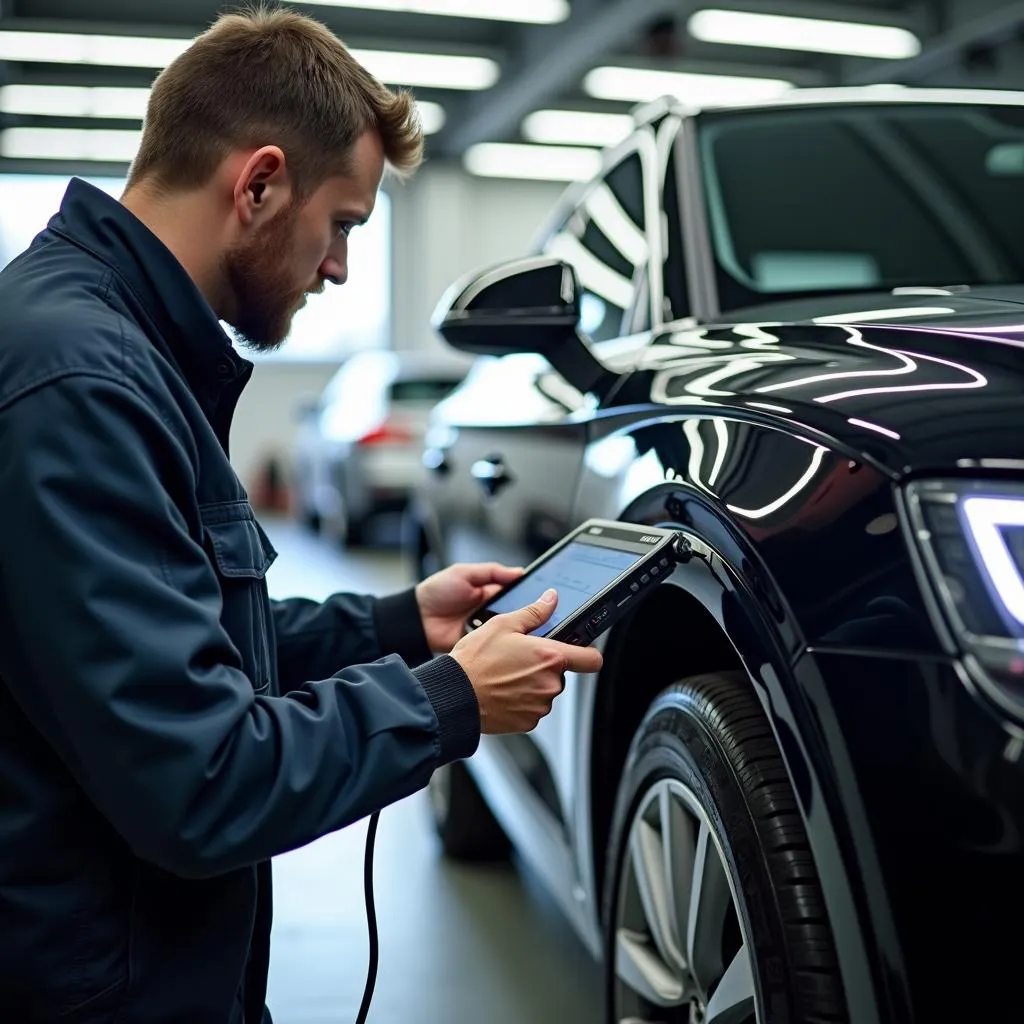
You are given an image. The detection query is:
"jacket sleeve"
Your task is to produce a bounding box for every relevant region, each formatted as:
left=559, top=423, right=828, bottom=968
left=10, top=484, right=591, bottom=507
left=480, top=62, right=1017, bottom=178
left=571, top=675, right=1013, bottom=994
left=0, top=373, right=479, bottom=880
left=270, top=587, right=433, bottom=694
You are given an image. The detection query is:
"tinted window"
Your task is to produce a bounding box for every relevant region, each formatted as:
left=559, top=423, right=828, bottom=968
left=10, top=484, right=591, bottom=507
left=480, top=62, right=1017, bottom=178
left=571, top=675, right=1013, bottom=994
left=389, top=379, right=460, bottom=402
left=544, top=150, right=648, bottom=342
left=698, top=103, right=1024, bottom=311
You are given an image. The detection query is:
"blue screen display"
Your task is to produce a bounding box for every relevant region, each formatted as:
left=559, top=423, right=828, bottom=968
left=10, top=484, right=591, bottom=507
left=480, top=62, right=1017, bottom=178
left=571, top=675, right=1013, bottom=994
left=485, top=541, right=639, bottom=637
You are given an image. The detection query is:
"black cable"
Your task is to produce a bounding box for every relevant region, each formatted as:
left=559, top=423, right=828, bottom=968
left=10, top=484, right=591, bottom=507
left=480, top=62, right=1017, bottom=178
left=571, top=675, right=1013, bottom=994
left=355, top=810, right=381, bottom=1024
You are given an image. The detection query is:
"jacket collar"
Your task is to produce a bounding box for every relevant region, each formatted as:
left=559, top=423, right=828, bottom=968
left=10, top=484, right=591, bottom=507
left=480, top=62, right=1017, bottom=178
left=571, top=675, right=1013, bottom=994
left=48, top=178, right=253, bottom=408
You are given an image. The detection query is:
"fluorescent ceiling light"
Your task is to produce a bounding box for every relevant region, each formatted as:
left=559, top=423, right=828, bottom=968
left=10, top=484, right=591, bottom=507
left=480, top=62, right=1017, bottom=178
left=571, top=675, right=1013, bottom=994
left=0, top=84, right=149, bottom=118
left=522, top=109, right=634, bottom=147
left=0, top=30, right=496, bottom=90
left=584, top=66, right=793, bottom=105
left=416, top=99, right=446, bottom=133
left=0, top=85, right=444, bottom=134
left=0, top=30, right=189, bottom=68
left=348, top=48, right=497, bottom=89
left=0, top=127, right=142, bottom=161
left=464, top=142, right=601, bottom=181
left=298, top=0, right=569, bottom=24
left=688, top=9, right=920, bottom=60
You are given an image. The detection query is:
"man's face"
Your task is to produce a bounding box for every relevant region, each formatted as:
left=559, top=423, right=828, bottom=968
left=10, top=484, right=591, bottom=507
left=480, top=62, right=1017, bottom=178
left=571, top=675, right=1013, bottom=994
left=224, top=130, right=385, bottom=352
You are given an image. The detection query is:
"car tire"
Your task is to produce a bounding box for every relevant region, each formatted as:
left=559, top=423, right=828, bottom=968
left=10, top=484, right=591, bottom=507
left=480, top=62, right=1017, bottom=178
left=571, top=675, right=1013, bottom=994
left=603, top=672, right=848, bottom=1024
left=427, top=760, right=511, bottom=862
left=300, top=507, right=321, bottom=534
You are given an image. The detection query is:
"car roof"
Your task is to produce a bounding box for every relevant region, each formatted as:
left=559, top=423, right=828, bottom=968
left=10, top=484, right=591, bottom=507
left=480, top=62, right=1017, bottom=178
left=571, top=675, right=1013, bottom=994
left=644, top=85, right=1024, bottom=122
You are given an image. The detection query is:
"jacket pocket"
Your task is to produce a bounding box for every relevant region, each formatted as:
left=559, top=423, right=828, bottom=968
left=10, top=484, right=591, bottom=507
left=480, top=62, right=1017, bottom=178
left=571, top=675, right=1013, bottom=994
left=200, top=502, right=277, bottom=694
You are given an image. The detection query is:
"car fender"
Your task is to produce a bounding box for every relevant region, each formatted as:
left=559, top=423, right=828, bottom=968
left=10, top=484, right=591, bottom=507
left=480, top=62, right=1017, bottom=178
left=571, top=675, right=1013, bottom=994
left=576, top=473, right=912, bottom=1024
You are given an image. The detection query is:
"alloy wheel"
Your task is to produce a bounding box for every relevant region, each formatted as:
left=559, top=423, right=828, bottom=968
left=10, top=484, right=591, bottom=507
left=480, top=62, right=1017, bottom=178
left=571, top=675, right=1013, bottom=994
left=613, top=778, right=757, bottom=1024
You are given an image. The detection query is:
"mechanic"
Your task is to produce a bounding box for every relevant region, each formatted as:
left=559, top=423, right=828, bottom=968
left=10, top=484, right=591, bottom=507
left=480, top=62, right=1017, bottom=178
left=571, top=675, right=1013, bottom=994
left=0, top=7, right=602, bottom=1023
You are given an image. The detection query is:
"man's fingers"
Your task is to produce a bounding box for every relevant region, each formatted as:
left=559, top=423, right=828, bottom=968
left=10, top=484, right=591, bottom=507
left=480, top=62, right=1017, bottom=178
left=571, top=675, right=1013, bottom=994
left=460, top=561, right=525, bottom=586
left=502, top=588, right=557, bottom=632
left=478, top=582, right=507, bottom=603
left=557, top=643, right=604, bottom=675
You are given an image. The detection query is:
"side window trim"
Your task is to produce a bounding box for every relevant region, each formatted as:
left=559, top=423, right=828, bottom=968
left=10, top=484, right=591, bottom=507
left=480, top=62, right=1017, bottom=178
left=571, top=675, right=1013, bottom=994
left=650, top=114, right=683, bottom=330
left=676, top=115, right=722, bottom=323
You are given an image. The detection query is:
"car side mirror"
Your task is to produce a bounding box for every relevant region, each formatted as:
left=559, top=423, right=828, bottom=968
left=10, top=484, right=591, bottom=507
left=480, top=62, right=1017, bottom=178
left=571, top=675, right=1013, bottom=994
left=432, top=256, right=613, bottom=399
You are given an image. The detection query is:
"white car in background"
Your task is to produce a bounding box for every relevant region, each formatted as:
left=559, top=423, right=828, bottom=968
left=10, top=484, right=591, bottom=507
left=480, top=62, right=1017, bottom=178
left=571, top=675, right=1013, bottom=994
left=291, top=349, right=466, bottom=546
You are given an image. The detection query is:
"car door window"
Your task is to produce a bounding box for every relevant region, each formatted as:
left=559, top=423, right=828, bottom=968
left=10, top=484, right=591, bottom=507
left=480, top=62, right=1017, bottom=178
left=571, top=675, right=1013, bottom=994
left=543, top=150, right=649, bottom=342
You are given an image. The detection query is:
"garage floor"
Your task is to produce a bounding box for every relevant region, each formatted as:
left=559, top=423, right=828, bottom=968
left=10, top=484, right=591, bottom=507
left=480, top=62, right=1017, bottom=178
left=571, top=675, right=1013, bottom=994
left=261, top=519, right=602, bottom=1023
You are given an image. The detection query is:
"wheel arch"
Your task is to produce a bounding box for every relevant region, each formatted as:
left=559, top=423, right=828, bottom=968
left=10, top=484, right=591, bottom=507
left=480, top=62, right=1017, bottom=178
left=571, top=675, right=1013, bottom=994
left=587, top=540, right=899, bottom=1024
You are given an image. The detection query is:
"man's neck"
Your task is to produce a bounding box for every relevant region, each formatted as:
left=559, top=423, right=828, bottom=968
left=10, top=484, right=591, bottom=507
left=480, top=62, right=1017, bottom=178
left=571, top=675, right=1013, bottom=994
left=121, top=184, right=231, bottom=318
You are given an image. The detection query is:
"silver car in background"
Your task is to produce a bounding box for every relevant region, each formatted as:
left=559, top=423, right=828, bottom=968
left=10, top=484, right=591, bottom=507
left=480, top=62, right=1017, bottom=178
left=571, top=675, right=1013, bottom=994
left=291, top=349, right=466, bottom=546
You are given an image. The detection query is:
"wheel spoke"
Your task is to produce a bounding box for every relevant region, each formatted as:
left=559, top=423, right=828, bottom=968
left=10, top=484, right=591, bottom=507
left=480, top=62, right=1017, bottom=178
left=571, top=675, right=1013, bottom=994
left=630, top=796, right=685, bottom=971
left=661, top=784, right=697, bottom=971
left=685, top=821, right=731, bottom=997
left=705, top=944, right=756, bottom=1024
left=615, top=927, right=685, bottom=1007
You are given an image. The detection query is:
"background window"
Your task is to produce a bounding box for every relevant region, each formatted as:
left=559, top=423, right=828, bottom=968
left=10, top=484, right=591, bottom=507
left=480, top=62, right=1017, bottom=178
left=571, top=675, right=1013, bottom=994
left=0, top=173, right=124, bottom=266
left=0, top=173, right=392, bottom=363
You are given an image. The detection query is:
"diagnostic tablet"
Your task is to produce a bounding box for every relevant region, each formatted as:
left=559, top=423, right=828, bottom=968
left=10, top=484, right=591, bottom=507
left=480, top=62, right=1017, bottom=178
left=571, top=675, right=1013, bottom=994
left=466, top=519, right=680, bottom=646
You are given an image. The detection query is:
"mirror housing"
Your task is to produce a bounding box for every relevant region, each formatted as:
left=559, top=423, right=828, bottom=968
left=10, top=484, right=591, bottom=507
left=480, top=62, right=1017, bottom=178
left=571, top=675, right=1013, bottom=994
left=432, top=256, right=613, bottom=398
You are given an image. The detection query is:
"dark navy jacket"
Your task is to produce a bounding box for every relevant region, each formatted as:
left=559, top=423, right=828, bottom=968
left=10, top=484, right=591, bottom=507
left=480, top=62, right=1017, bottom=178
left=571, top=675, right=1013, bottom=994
left=0, top=179, right=480, bottom=1022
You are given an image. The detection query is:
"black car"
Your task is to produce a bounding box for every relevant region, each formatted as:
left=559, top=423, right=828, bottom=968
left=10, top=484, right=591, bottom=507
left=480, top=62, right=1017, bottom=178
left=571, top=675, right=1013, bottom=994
left=408, top=88, right=1024, bottom=1024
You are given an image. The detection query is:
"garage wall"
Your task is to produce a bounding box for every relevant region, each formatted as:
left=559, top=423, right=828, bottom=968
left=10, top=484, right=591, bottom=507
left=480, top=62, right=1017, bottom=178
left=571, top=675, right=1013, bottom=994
left=232, top=162, right=566, bottom=492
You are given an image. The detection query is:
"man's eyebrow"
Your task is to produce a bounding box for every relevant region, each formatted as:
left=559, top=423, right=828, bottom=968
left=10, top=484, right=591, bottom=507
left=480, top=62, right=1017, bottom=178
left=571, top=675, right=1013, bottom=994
left=336, top=209, right=372, bottom=225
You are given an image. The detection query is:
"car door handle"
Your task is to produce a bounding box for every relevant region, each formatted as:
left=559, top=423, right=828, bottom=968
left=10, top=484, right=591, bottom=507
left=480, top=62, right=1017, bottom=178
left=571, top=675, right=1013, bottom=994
left=422, top=448, right=451, bottom=476
left=471, top=456, right=513, bottom=497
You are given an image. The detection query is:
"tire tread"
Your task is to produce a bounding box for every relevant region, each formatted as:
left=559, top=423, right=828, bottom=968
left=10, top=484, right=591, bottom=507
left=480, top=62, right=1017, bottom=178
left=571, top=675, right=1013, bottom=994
left=653, top=673, right=848, bottom=1022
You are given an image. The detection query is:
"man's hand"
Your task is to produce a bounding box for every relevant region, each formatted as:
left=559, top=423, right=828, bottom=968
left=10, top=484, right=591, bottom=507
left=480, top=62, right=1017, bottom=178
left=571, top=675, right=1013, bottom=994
left=415, top=561, right=524, bottom=654
left=450, top=588, right=603, bottom=733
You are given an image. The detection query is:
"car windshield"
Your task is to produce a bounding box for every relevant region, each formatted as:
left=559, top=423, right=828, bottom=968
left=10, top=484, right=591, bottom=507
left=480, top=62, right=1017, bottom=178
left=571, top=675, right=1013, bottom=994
left=697, top=101, right=1024, bottom=311
left=388, top=378, right=461, bottom=403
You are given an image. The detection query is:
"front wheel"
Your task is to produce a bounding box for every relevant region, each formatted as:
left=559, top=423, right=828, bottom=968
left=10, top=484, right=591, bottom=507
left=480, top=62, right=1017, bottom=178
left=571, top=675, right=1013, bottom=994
left=603, top=672, right=848, bottom=1024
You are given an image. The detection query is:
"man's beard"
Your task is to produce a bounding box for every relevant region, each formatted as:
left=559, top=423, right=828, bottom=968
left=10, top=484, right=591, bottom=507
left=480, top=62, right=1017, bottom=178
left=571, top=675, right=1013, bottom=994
left=222, top=202, right=313, bottom=353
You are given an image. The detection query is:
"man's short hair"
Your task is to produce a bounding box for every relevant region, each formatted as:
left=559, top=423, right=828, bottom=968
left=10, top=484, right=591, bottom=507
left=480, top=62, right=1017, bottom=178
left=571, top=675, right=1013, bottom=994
left=127, top=4, right=423, bottom=197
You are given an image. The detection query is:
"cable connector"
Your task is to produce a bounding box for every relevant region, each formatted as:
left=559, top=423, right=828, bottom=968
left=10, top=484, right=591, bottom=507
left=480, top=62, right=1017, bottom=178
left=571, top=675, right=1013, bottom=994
left=671, top=534, right=694, bottom=563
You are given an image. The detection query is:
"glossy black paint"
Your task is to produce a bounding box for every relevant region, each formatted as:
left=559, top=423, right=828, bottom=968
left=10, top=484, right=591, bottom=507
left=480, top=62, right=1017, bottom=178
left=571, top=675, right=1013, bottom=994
left=413, top=96, right=1024, bottom=1023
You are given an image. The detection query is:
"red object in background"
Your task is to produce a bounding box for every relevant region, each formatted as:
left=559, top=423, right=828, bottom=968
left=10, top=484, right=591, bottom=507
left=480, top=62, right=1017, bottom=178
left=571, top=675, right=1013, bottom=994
left=250, top=453, right=292, bottom=513
left=358, top=421, right=414, bottom=446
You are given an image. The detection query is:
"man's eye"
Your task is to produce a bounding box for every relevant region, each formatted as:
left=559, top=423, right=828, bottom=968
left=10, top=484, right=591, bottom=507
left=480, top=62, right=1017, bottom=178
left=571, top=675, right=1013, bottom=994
left=334, top=222, right=353, bottom=238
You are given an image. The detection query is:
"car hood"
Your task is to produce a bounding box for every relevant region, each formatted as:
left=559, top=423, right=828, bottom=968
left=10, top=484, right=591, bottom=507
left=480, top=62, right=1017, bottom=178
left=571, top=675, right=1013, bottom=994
left=622, top=291, right=1024, bottom=476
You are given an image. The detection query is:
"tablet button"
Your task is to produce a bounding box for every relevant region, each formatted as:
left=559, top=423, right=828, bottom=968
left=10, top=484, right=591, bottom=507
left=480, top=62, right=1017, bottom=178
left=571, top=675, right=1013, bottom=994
left=630, top=582, right=640, bottom=593
left=651, top=565, right=660, bottom=576
left=640, top=574, right=650, bottom=585
left=586, top=604, right=611, bottom=634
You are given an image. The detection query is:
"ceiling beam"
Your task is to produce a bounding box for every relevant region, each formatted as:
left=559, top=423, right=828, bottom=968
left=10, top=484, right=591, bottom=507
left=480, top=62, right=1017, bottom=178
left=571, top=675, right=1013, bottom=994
left=432, top=0, right=686, bottom=157
left=847, top=0, right=1024, bottom=84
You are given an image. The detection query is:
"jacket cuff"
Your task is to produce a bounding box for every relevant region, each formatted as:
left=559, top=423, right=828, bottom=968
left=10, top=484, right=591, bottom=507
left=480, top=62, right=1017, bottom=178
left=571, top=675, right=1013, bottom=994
left=414, top=655, right=480, bottom=764
left=372, top=587, right=432, bottom=668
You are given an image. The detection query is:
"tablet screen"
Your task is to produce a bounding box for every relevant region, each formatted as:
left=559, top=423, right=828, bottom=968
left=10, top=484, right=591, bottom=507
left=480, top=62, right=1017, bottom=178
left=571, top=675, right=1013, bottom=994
left=484, top=540, right=640, bottom=637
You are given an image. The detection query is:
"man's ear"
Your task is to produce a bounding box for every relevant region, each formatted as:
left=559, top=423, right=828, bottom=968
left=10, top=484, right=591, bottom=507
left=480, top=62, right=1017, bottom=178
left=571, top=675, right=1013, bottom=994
left=232, top=146, right=291, bottom=228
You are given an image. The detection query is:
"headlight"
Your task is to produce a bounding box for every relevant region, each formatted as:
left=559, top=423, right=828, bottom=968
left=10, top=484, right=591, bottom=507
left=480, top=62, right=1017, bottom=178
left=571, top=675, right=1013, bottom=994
left=904, top=478, right=1024, bottom=721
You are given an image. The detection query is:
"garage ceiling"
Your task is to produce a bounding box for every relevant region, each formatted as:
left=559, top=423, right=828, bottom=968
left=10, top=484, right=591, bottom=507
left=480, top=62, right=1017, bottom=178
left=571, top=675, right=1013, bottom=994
left=2, top=0, right=1024, bottom=176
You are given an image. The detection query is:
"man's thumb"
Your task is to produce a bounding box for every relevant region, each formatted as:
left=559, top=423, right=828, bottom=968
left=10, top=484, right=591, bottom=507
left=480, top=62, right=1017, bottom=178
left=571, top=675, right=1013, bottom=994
left=509, top=588, right=557, bottom=632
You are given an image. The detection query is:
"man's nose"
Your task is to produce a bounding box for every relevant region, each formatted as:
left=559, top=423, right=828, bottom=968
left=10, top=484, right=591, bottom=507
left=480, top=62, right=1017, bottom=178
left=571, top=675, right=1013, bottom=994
left=320, top=256, right=347, bottom=286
